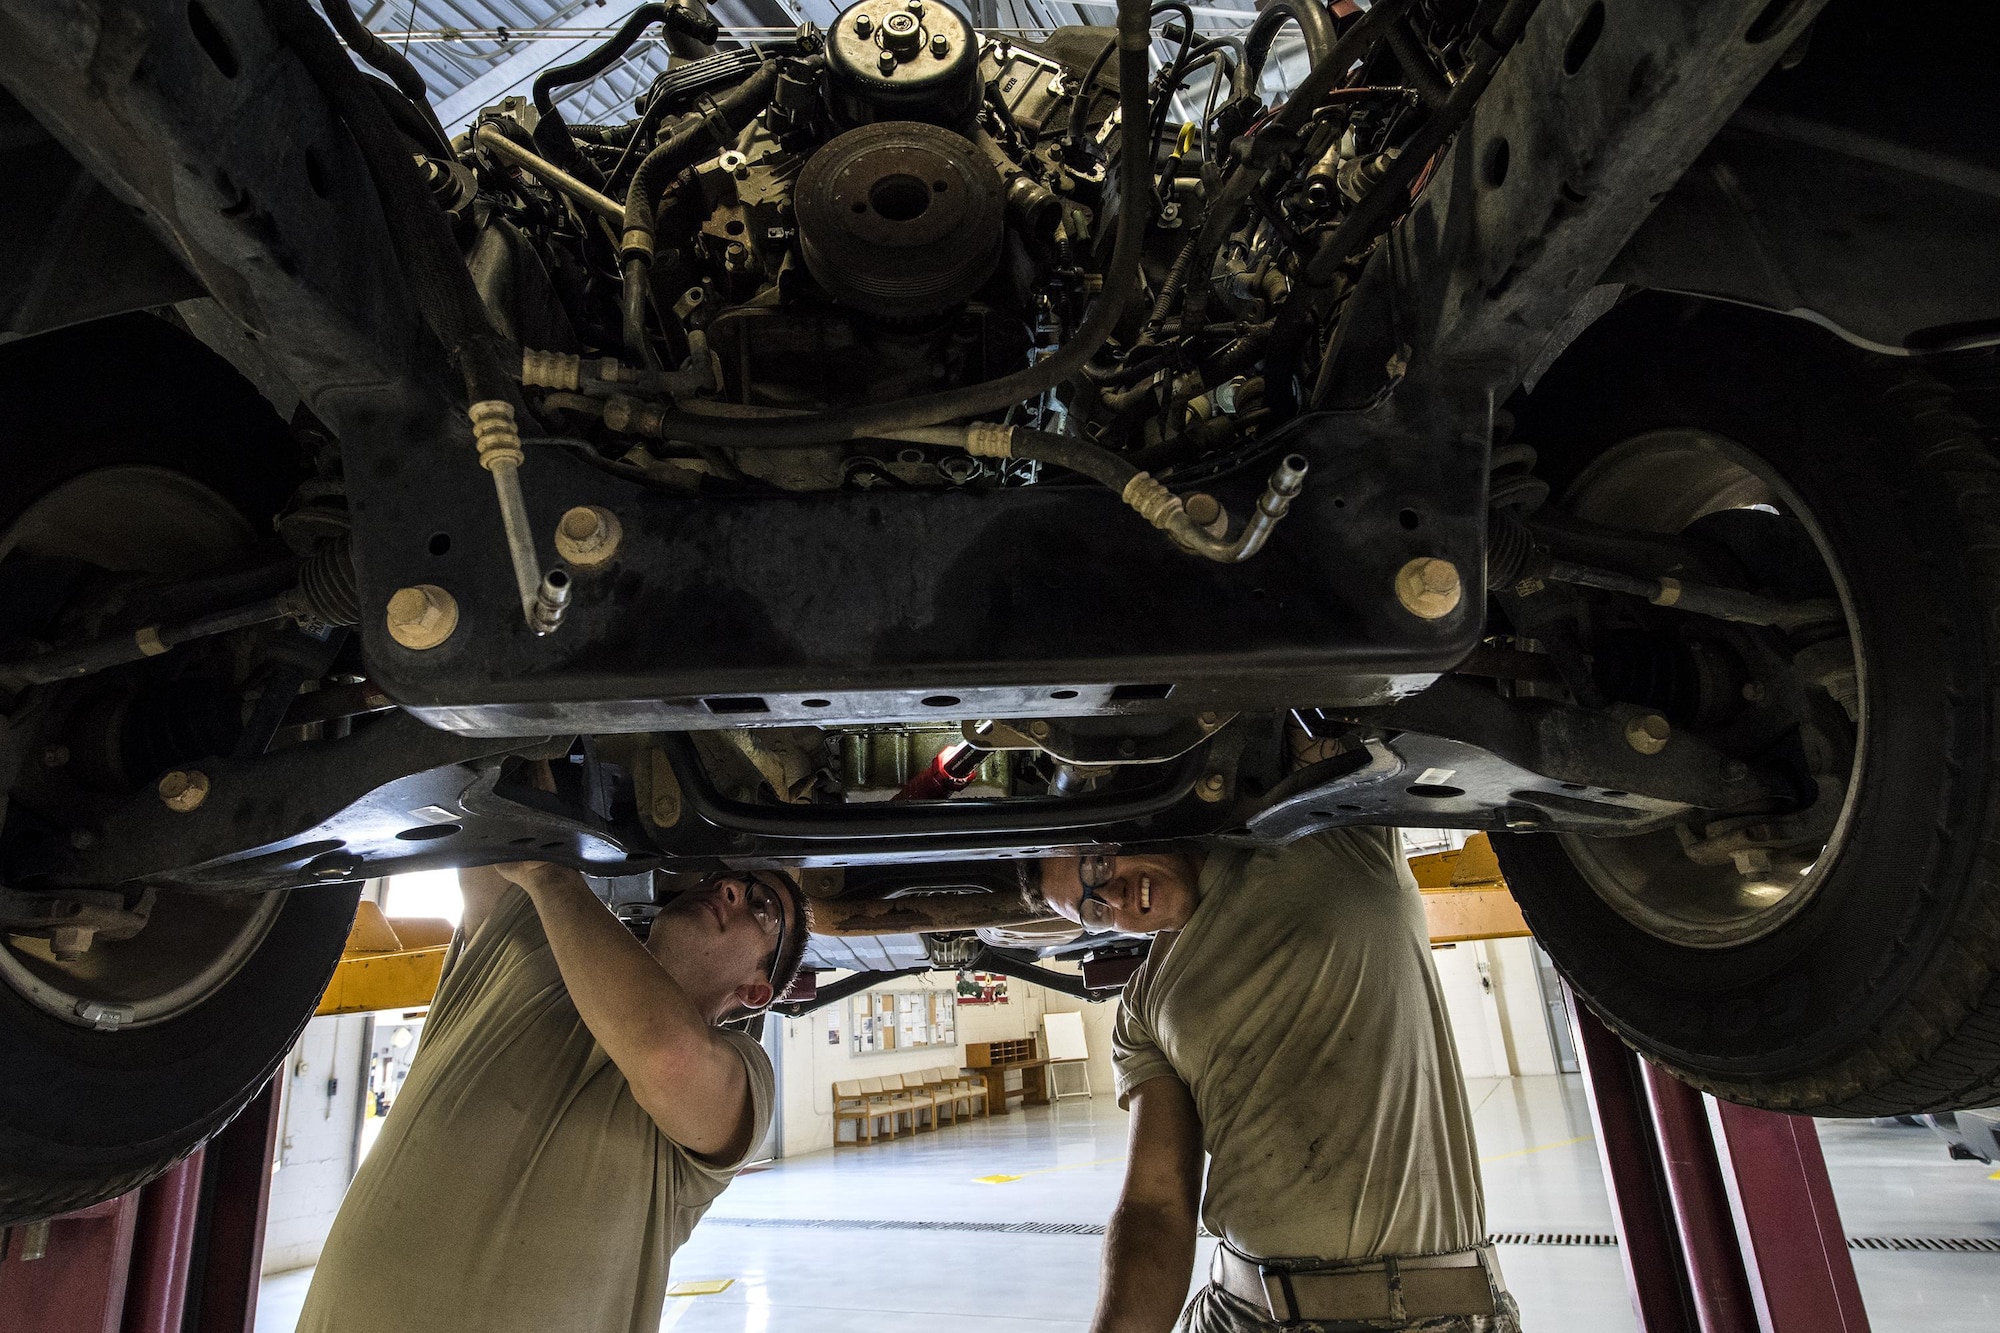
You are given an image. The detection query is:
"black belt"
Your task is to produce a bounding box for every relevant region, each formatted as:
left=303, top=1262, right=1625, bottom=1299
left=1211, top=1242, right=1502, bottom=1324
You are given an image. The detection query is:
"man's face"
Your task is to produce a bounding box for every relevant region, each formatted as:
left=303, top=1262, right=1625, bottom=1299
left=650, top=871, right=796, bottom=1018
left=1038, top=852, right=1200, bottom=935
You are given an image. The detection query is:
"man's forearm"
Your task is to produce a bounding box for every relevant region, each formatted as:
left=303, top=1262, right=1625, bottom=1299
left=513, top=869, right=717, bottom=1083
left=1092, top=1200, right=1198, bottom=1333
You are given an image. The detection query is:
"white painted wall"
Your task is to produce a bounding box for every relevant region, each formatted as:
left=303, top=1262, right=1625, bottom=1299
left=775, top=968, right=1123, bottom=1156
left=1430, top=938, right=1558, bottom=1080
left=1482, top=937, right=1559, bottom=1076
left=262, top=1013, right=372, bottom=1275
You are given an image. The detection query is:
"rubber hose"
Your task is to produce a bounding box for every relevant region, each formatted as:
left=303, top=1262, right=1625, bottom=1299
left=318, top=0, right=449, bottom=147
left=1066, top=38, right=1120, bottom=149
left=1384, top=18, right=1451, bottom=107
left=1009, top=430, right=1143, bottom=494
left=1243, top=0, right=1339, bottom=82
left=621, top=61, right=780, bottom=257
left=531, top=4, right=721, bottom=182
left=638, top=0, right=1156, bottom=448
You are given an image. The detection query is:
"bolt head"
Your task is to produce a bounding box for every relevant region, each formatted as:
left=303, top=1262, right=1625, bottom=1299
left=854, top=13, right=872, bottom=35
left=158, top=768, right=211, bottom=812
left=1394, top=557, right=1464, bottom=620
left=1195, top=711, right=1221, bottom=729
left=1197, top=772, right=1227, bottom=802
left=930, top=32, right=949, bottom=56
left=1116, top=738, right=1138, bottom=757
left=41, top=744, right=70, bottom=768
left=1624, top=714, right=1672, bottom=756
left=1742, top=682, right=1766, bottom=703
left=1028, top=720, right=1051, bottom=740
left=556, top=505, right=623, bottom=569
left=878, top=49, right=899, bottom=72
left=385, top=584, right=459, bottom=650
left=68, top=827, right=96, bottom=850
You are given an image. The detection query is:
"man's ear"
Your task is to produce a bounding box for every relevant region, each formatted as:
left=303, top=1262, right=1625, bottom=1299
left=735, top=979, right=775, bottom=1013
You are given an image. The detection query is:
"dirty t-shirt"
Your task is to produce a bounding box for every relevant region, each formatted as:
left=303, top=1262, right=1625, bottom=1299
left=1112, top=828, right=1484, bottom=1263
left=297, top=885, right=773, bottom=1333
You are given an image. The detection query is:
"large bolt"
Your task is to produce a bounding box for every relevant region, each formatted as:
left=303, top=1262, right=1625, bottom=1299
left=854, top=12, right=872, bottom=36
left=1624, top=714, right=1672, bottom=756
left=1197, top=772, right=1228, bottom=802
left=1394, top=557, right=1463, bottom=620
left=385, top=584, right=459, bottom=650
left=930, top=32, right=949, bottom=56
left=555, top=505, right=623, bottom=569
left=878, top=49, right=899, bottom=73
left=159, top=769, right=211, bottom=812
left=1028, top=720, right=1051, bottom=740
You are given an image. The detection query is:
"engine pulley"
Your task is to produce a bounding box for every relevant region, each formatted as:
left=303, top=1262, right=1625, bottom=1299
left=825, top=0, right=981, bottom=127
left=793, top=120, right=1005, bottom=319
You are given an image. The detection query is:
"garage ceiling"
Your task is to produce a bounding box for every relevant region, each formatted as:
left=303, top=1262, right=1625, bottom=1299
left=341, top=0, right=1293, bottom=131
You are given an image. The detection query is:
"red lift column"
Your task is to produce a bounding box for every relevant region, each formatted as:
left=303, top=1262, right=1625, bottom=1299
left=1567, top=983, right=1871, bottom=1333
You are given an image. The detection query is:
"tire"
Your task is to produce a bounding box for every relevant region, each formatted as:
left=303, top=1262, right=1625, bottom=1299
left=1493, top=294, right=2000, bottom=1116
left=0, top=312, right=353, bottom=1221
left=0, top=882, right=360, bottom=1223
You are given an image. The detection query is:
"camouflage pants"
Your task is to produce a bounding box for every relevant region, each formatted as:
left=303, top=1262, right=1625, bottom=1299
left=1176, top=1280, right=1523, bottom=1333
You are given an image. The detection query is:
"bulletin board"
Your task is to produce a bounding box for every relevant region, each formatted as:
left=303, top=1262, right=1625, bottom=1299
left=850, top=990, right=957, bottom=1055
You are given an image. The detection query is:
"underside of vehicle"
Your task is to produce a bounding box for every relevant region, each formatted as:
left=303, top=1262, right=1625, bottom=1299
left=3, top=0, right=2000, bottom=1221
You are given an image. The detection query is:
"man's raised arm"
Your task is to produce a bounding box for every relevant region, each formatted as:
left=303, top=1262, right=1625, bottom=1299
left=495, top=863, right=756, bottom=1161
left=1092, top=1074, right=1204, bottom=1333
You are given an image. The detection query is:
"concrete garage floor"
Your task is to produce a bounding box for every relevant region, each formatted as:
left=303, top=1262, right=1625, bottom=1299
left=257, top=1075, right=2000, bottom=1332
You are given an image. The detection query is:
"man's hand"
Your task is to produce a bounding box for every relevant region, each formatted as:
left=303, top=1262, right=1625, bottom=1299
left=497, top=862, right=757, bottom=1161
left=1092, top=1075, right=1204, bottom=1333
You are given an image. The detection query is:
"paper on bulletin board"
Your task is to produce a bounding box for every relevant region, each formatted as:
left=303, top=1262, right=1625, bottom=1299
left=1043, top=1010, right=1088, bottom=1062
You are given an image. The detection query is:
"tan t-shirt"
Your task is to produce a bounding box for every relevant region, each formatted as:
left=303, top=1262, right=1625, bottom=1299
left=298, top=886, right=773, bottom=1333
left=1112, top=828, right=1484, bottom=1263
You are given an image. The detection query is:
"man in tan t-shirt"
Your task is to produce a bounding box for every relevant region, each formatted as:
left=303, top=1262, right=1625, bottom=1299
left=1038, top=829, right=1516, bottom=1333
left=297, top=856, right=810, bottom=1333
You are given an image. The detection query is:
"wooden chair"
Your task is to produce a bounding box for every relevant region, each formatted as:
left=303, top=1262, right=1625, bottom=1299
left=946, top=1066, right=990, bottom=1118
left=859, top=1076, right=916, bottom=1139
left=916, top=1068, right=959, bottom=1128
left=833, top=1079, right=877, bottom=1146
left=891, top=1072, right=940, bottom=1132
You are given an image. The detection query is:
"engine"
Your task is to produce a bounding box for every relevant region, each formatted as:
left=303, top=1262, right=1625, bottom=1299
left=464, top=0, right=1115, bottom=440
left=440, top=0, right=1502, bottom=507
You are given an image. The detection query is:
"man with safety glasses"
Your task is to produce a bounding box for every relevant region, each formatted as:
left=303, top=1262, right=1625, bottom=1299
left=297, top=853, right=810, bottom=1333
left=1037, top=830, right=1514, bottom=1333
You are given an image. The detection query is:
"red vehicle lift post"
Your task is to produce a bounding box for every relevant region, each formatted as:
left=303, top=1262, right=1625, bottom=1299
left=1568, top=982, right=1873, bottom=1333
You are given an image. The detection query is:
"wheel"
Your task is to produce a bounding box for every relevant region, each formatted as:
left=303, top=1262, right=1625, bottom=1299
left=1493, top=294, right=2000, bottom=1115
left=0, top=313, right=355, bottom=1221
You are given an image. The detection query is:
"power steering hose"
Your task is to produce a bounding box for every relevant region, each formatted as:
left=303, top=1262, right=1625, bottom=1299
left=880, top=426, right=1309, bottom=565
left=619, top=0, right=1158, bottom=447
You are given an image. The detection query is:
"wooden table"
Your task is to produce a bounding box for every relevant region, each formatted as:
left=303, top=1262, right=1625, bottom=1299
left=965, top=1058, right=1050, bottom=1113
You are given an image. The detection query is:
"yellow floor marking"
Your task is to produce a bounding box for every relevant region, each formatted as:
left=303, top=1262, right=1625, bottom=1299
left=1481, top=1134, right=1593, bottom=1164
left=666, top=1279, right=736, bottom=1297
left=1987, top=1169, right=2000, bottom=1182
left=974, top=1155, right=1127, bottom=1184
